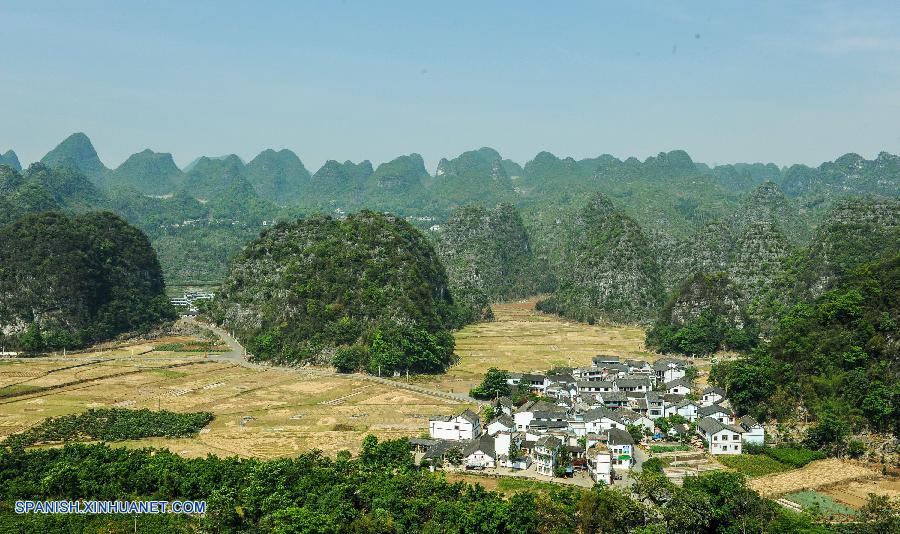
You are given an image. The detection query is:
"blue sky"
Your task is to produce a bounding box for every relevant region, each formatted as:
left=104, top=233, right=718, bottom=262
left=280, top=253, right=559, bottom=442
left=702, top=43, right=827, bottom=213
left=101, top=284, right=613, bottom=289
left=1, top=0, right=899, bottom=171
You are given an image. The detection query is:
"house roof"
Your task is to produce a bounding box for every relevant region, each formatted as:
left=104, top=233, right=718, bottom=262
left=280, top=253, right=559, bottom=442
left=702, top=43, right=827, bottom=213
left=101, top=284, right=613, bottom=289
left=625, top=359, right=650, bottom=369
left=577, top=380, right=614, bottom=389
left=530, top=420, right=569, bottom=430
left=463, top=435, right=496, bottom=458
left=703, top=386, right=726, bottom=396
left=409, top=438, right=439, bottom=447
left=616, top=378, right=651, bottom=387
left=521, top=400, right=562, bottom=413
left=606, top=363, right=629, bottom=373
left=457, top=409, right=481, bottom=425
left=662, top=393, right=686, bottom=404
left=606, top=427, right=635, bottom=445
left=616, top=408, right=646, bottom=422
left=490, top=415, right=515, bottom=428
left=522, top=373, right=546, bottom=382
left=739, top=415, right=761, bottom=429
left=673, top=399, right=700, bottom=410
left=665, top=377, right=695, bottom=390
left=593, top=355, right=620, bottom=364
left=698, top=416, right=744, bottom=436
left=422, top=440, right=460, bottom=459
left=646, top=391, right=664, bottom=403
left=535, top=435, right=562, bottom=449
left=698, top=404, right=730, bottom=417
left=602, top=391, right=628, bottom=402
left=583, top=406, right=624, bottom=424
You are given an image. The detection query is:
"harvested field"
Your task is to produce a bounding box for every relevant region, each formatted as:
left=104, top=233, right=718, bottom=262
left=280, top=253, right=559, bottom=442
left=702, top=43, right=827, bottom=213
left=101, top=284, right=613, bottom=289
left=413, top=298, right=651, bottom=393
left=749, top=459, right=879, bottom=498
left=822, top=478, right=900, bottom=509
left=0, top=341, right=473, bottom=458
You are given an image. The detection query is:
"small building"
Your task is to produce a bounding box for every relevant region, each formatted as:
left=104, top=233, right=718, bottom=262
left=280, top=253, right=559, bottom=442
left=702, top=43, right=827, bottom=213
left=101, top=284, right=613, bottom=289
left=664, top=399, right=701, bottom=422
left=487, top=415, right=515, bottom=436
left=601, top=391, right=628, bottom=409
left=606, top=428, right=636, bottom=469
left=739, top=415, right=765, bottom=445
left=646, top=391, right=665, bottom=420
left=664, top=378, right=695, bottom=396
left=463, top=435, right=497, bottom=468
left=701, top=386, right=726, bottom=406
left=583, top=407, right=627, bottom=434
left=698, top=404, right=732, bottom=425
left=429, top=410, right=482, bottom=441
left=697, top=416, right=744, bottom=455
left=586, top=442, right=613, bottom=485
left=615, top=377, right=651, bottom=393
left=533, top=435, right=562, bottom=476
left=617, top=408, right=654, bottom=434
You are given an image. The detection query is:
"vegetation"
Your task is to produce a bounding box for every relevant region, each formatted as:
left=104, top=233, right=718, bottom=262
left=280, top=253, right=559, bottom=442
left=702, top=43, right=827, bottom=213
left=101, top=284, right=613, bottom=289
left=437, top=203, right=547, bottom=317
left=0, top=438, right=854, bottom=533
left=209, top=211, right=472, bottom=374
left=469, top=367, right=511, bottom=400
left=2, top=409, right=214, bottom=448
left=716, top=454, right=792, bottom=477
left=536, top=193, right=663, bottom=324
left=713, top=252, right=899, bottom=439
left=0, top=211, right=176, bottom=352
left=647, top=272, right=759, bottom=355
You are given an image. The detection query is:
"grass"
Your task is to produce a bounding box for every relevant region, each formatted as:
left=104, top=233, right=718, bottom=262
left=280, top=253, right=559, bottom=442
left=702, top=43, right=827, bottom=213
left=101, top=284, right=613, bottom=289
left=0, top=384, right=45, bottom=398
left=718, top=454, right=792, bottom=477
left=650, top=444, right=691, bottom=453
left=496, top=477, right=561, bottom=493
left=784, top=491, right=857, bottom=517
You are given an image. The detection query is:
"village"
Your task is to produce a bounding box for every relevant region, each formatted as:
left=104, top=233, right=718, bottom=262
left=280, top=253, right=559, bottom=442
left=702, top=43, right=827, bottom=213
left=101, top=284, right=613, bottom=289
left=414, top=355, right=764, bottom=487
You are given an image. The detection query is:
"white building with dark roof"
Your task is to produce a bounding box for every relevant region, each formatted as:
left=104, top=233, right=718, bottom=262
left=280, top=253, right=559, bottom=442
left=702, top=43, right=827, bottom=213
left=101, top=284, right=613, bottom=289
left=697, top=416, right=744, bottom=455
left=429, top=409, right=482, bottom=441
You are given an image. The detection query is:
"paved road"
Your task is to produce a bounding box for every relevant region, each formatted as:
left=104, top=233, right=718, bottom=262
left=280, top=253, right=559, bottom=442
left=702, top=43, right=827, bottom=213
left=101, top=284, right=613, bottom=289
left=187, top=317, right=485, bottom=405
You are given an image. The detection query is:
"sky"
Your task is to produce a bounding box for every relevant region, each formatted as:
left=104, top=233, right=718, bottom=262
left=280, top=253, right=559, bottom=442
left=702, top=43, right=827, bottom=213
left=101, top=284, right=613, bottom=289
left=2, top=0, right=899, bottom=172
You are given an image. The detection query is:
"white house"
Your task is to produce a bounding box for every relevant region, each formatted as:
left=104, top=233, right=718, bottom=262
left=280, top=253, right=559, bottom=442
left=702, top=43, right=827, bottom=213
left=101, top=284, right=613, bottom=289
left=587, top=442, right=613, bottom=485
left=655, top=359, right=688, bottom=383
left=463, top=436, right=497, bottom=468
left=533, top=435, right=562, bottom=475
left=487, top=415, right=515, bottom=436
left=739, top=415, right=765, bottom=445
left=664, top=400, right=701, bottom=422
left=701, top=387, right=726, bottom=406
left=646, top=392, right=665, bottom=420
left=615, top=378, right=651, bottom=393
left=429, top=409, right=482, bottom=441
left=664, top=378, right=695, bottom=396
left=606, top=428, right=636, bottom=469
left=697, top=417, right=744, bottom=455
left=617, top=409, right=654, bottom=434
left=583, top=407, right=627, bottom=434
left=495, top=432, right=531, bottom=470
left=698, top=404, right=733, bottom=425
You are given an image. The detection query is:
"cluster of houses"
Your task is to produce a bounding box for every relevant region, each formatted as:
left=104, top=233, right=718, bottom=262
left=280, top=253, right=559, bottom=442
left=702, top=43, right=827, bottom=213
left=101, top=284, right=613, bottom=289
left=170, top=291, right=215, bottom=315
left=416, top=356, right=764, bottom=485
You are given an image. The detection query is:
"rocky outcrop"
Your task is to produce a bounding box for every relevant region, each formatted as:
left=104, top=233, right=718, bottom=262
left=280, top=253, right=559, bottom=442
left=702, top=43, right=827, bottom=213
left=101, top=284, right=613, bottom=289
left=537, top=194, right=663, bottom=323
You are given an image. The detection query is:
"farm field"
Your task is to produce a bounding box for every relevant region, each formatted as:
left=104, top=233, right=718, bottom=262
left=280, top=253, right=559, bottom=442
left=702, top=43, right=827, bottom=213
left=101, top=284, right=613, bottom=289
left=749, top=459, right=879, bottom=498
left=822, top=477, right=900, bottom=509
left=412, top=298, right=652, bottom=393
left=0, top=339, right=472, bottom=458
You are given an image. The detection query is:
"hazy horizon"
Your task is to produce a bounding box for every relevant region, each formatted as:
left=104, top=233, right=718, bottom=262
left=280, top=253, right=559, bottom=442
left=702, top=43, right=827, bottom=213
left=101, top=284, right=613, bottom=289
left=2, top=1, right=899, bottom=171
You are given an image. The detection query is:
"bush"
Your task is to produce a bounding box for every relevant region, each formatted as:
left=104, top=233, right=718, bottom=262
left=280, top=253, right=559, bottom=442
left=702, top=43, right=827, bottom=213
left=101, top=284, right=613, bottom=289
left=763, top=446, right=826, bottom=468
left=717, top=454, right=791, bottom=477
left=3, top=408, right=214, bottom=448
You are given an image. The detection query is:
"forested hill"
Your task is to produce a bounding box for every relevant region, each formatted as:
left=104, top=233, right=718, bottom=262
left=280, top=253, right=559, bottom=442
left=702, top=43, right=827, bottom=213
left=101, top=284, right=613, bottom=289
left=209, top=211, right=473, bottom=374
left=714, top=251, right=900, bottom=439
left=0, top=150, right=21, bottom=171
left=5, top=132, right=899, bottom=295
left=0, top=212, right=175, bottom=352
left=436, top=203, right=547, bottom=318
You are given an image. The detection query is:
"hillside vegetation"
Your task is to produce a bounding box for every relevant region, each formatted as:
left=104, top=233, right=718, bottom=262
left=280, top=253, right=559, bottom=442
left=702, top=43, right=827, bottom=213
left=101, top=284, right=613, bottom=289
left=210, top=211, right=472, bottom=374
left=714, top=252, right=900, bottom=438
left=0, top=211, right=175, bottom=352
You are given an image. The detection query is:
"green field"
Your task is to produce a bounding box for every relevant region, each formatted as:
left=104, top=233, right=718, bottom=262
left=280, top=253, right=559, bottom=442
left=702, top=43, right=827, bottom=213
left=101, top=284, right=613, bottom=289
left=718, top=454, right=792, bottom=477
left=784, top=491, right=857, bottom=517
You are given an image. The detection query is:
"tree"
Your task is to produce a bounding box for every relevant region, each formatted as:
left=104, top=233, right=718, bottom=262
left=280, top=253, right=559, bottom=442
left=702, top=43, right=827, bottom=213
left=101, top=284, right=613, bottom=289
left=470, top=367, right=511, bottom=400
left=445, top=447, right=464, bottom=466
left=554, top=447, right=572, bottom=477
left=663, top=488, right=712, bottom=533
